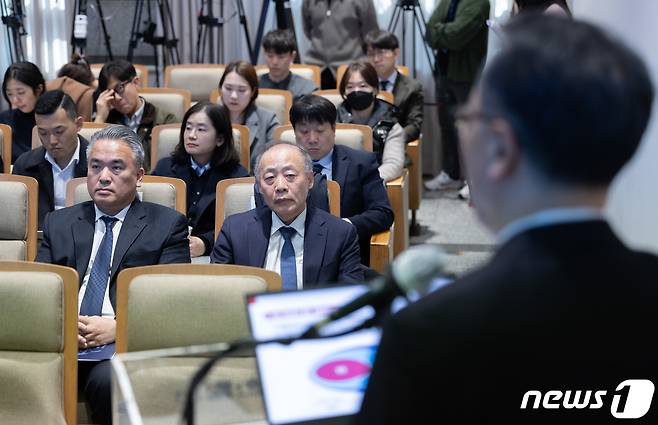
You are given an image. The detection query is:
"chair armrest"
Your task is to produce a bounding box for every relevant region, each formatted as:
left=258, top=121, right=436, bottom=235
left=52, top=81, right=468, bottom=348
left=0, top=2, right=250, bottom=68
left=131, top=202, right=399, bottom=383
left=370, top=229, right=393, bottom=274
left=386, top=169, right=410, bottom=257
left=406, top=138, right=422, bottom=211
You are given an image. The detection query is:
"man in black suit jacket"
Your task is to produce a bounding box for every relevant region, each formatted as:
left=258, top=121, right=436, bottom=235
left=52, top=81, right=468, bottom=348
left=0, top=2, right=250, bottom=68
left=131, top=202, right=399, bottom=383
left=211, top=142, right=363, bottom=286
left=13, top=90, right=88, bottom=228
left=358, top=16, right=658, bottom=424
left=290, top=95, right=394, bottom=265
left=37, top=125, right=190, bottom=425
left=365, top=30, right=423, bottom=142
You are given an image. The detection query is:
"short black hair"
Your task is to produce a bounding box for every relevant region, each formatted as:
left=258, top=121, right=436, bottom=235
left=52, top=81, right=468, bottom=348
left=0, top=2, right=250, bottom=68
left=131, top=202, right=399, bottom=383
left=363, top=30, right=399, bottom=53
left=35, top=90, right=78, bottom=121
left=290, top=95, right=337, bottom=128
left=2, top=61, right=45, bottom=105
left=481, top=15, right=653, bottom=185
left=262, top=29, right=297, bottom=54
left=173, top=101, right=240, bottom=170
left=97, top=60, right=137, bottom=92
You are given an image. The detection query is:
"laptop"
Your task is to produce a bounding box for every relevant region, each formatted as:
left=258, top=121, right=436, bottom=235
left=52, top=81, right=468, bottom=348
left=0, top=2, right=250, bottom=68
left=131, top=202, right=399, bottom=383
left=246, top=284, right=382, bottom=425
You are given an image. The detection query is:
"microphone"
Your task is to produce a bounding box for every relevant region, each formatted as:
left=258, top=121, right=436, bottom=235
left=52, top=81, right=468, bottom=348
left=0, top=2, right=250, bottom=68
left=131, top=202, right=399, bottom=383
left=303, top=245, right=446, bottom=337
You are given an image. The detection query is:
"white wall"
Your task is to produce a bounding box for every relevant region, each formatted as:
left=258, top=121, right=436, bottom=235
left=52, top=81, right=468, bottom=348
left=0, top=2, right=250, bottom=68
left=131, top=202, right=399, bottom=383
left=572, top=0, right=658, bottom=254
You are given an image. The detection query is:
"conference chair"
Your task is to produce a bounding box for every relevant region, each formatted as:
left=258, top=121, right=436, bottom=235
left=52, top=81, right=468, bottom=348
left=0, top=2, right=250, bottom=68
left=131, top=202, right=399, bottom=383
left=31, top=122, right=111, bottom=150
left=407, top=138, right=422, bottom=233
left=255, top=63, right=322, bottom=86
left=210, top=88, right=293, bottom=125
left=90, top=63, right=150, bottom=87
left=164, top=64, right=226, bottom=103
left=0, top=261, right=78, bottom=425
left=114, top=264, right=280, bottom=420
left=150, top=123, right=251, bottom=172
left=137, top=87, right=191, bottom=122
left=274, top=123, right=406, bottom=260
left=65, top=175, right=187, bottom=214
left=313, top=89, right=394, bottom=109
left=335, top=64, right=410, bottom=89
left=0, top=123, right=11, bottom=173
left=0, top=175, right=38, bottom=261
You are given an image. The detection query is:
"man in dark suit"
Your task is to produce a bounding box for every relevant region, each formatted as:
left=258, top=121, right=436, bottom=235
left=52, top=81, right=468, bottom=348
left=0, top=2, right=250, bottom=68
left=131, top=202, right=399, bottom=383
left=211, top=142, right=363, bottom=287
left=13, top=90, right=88, bottom=228
left=364, top=30, right=424, bottom=142
left=290, top=95, right=394, bottom=265
left=358, top=16, right=658, bottom=424
left=37, top=125, right=190, bottom=425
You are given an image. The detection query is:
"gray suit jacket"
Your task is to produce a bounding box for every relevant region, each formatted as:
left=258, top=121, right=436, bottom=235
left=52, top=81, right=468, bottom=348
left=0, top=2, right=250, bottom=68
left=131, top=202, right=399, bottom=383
left=392, top=73, right=424, bottom=142
left=244, top=105, right=279, bottom=171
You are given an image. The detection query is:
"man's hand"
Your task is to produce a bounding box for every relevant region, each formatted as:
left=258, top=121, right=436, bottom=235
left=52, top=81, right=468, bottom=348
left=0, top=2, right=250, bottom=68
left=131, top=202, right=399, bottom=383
left=189, top=236, right=205, bottom=258
left=78, top=316, right=116, bottom=348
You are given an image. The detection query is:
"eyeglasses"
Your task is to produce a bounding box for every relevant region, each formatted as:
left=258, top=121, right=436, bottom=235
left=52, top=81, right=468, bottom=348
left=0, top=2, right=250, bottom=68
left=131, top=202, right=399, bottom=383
left=112, top=78, right=134, bottom=96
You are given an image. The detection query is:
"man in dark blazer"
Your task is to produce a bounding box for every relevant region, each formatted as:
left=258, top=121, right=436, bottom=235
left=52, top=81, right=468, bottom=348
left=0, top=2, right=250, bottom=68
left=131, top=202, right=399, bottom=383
left=211, top=142, right=363, bottom=287
left=290, top=95, right=394, bottom=265
left=37, top=125, right=190, bottom=425
left=358, top=16, right=658, bottom=424
left=365, top=30, right=424, bottom=142
left=13, top=90, right=88, bottom=228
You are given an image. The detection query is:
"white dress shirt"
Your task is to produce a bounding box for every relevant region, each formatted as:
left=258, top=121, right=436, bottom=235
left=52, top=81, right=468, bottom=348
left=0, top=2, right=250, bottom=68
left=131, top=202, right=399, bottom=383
left=78, top=204, right=131, bottom=317
left=124, top=98, right=145, bottom=132
left=44, top=139, right=81, bottom=210
left=264, top=208, right=306, bottom=289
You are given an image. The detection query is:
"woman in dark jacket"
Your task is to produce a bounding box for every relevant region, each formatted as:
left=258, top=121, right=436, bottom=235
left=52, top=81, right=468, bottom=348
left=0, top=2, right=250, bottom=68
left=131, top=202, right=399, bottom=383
left=152, top=101, right=248, bottom=257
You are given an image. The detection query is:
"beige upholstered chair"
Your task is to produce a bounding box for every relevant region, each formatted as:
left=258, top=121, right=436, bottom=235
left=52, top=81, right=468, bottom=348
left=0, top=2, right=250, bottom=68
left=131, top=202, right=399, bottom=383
left=336, top=64, right=410, bottom=89
left=407, top=138, right=422, bottom=231
left=31, top=122, right=111, bottom=149
left=210, top=88, right=293, bottom=125
left=150, top=123, right=250, bottom=172
left=255, top=64, right=322, bottom=86
left=65, top=175, right=187, bottom=214
left=0, top=175, right=38, bottom=261
left=313, top=89, right=393, bottom=109
left=0, top=124, right=11, bottom=173
left=138, top=87, right=191, bottom=122
left=164, top=64, right=226, bottom=103
left=0, top=261, right=78, bottom=424
left=90, top=63, right=150, bottom=87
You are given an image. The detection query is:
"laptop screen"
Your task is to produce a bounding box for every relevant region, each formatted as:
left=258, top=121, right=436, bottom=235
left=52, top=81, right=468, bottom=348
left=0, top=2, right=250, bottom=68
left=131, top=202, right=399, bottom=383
left=246, top=284, right=382, bottom=425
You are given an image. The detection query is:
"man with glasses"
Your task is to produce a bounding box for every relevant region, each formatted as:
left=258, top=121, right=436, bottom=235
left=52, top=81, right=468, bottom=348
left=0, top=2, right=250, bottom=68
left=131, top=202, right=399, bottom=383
left=364, top=30, right=424, bottom=143
left=358, top=16, right=658, bottom=423
left=94, top=60, right=176, bottom=171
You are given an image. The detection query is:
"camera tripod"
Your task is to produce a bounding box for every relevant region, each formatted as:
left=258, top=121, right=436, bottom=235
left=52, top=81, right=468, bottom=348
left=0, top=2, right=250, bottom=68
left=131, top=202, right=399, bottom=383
left=71, top=0, right=114, bottom=61
left=1, top=0, right=26, bottom=62
left=387, top=0, right=435, bottom=76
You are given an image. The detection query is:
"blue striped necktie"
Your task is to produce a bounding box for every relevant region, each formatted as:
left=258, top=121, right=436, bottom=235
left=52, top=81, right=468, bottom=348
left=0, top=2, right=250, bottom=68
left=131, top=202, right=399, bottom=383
left=279, top=226, right=297, bottom=290
left=80, top=216, right=118, bottom=316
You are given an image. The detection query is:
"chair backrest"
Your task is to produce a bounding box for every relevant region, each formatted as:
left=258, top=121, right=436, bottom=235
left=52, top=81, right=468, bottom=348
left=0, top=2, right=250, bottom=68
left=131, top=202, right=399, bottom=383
left=313, top=88, right=393, bottom=108
left=273, top=123, right=373, bottom=152
left=150, top=123, right=250, bottom=172
left=164, top=64, right=226, bottom=102
left=0, top=124, right=11, bottom=173
left=115, top=264, right=281, bottom=352
left=0, top=261, right=78, bottom=425
left=214, top=176, right=341, bottom=240
left=336, top=64, right=410, bottom=89
left=138, top=87, right=191, bottom=122
left=254, top=64, right=322, bottom=86
left=210, top=88, right=292, bottom=125
left=66, top=175, right=187, bottom=214
left=90, top=63, right=149, bottom=87
left=32, top=122, right=111, bottom=149
left=0, top=175, right=38, bottom=261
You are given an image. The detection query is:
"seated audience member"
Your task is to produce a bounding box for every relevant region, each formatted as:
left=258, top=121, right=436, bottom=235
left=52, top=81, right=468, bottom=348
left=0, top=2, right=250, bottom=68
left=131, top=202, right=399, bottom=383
left=292, top=95, right=394, bottom=265
left=0, top=61, right=45, bottom=163
left=46, top=54, right=97, bottom=121
left=152, top=102, right=249, bottom=257
left=13, top=90, right=88, bottom=228
left=358, top=16, right=658, bottom=424
left=218, top=60, right=279, bottom=172
left=94, top=59, right=176, bottom=170
left=364, top=30, right=424, bottom=142
left=37, top=125, right=191, bottom=425
left=57, top=53, right=97, bottom=88
left=211, top=142, right=363, bottom=287
left=337, top=61, right=405, bottom=182
left=259, top=29, right=318, bottom=100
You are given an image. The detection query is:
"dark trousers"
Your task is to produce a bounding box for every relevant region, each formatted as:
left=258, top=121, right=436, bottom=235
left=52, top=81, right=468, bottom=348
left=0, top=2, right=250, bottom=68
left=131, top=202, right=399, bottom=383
left=321, top=68, right=337, bottom=90
left=79, top=360, right=112, bottom=425
left=435, top=75, right=473, bottom=180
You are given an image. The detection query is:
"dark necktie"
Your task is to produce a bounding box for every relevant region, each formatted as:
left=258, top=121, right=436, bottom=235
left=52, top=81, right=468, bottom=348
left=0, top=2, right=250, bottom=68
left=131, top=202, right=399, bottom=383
left=312, top=161, right=324, bottom=175
left=279, top=227, right=297, bottom=290
left=380, top=80, right=389, bottom=92
left=79, top=216, right=118, bottom=316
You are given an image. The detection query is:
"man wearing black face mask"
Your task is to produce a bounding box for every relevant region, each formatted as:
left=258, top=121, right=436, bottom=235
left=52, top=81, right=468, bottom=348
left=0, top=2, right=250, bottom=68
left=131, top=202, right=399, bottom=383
left=337, top=61, right=406, bottom=183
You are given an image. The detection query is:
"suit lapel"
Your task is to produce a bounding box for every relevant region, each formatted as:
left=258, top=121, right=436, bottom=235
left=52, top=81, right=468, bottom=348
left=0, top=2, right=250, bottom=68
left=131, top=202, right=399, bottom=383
left=73, top=202, right=96, bottom=285
left=248, top=207, right=271, bottom=268
left=332, top=147, right=349, bottom=204
left=109, top=200, right=147, bottom=281
left=303, top=207, right=327, bottom=286
left=38, top=162, right=55, bottom=208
